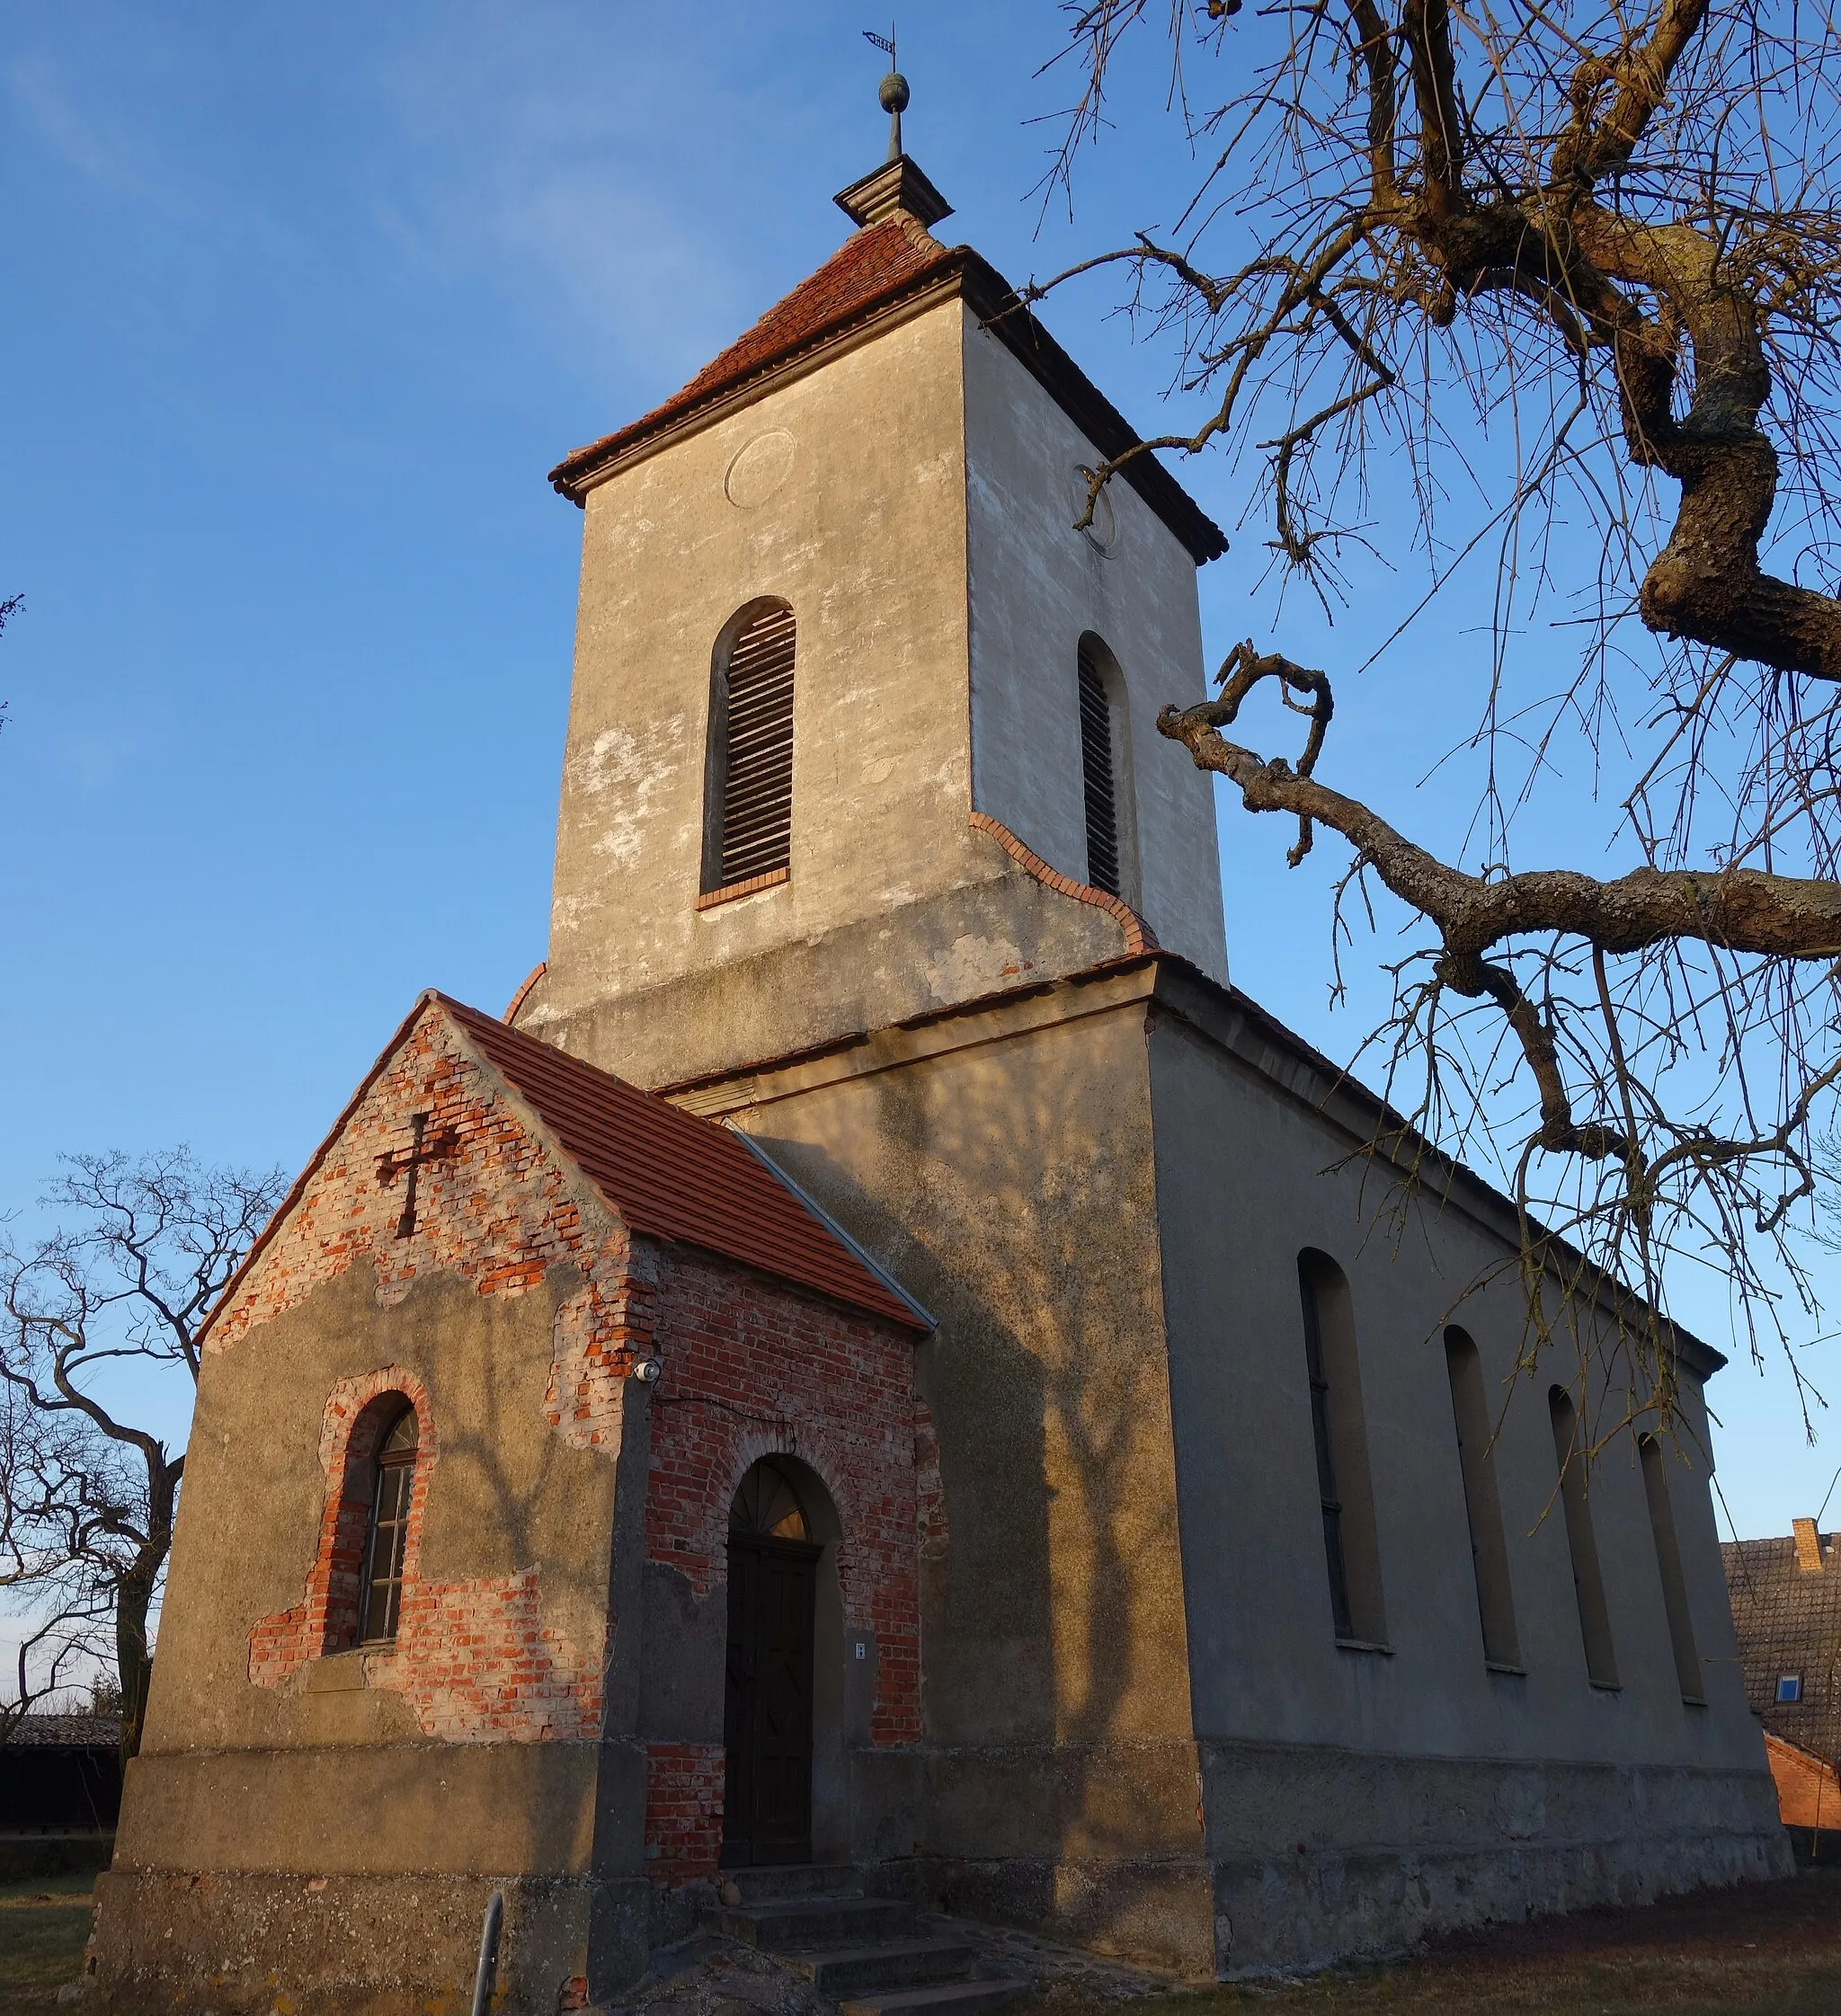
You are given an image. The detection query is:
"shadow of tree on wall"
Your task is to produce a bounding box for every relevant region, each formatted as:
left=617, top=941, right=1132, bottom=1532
left=748, top=999, right=1201, bottom=1954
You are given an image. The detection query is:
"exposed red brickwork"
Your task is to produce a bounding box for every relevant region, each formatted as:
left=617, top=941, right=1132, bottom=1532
left=969, top=812, right=1159, bottom=955
left=695, top=866, right=790, bottom=912
left=389, top=1570, right=602, bottom=1743
left=227, top=1006, right=636, bottom=1742
left=248, top=1368, right=437, bottom=1687
left=504, top=960, right=547, bottom=1023
left=645, top=1743, right=726, bottom=1880
left=209, top=1008, right=635, bottom=1359
left=1765, top=1729, right=1841, bottom=1828
left=642, top=1250, right=922, bottom=1748
left=915, top=1399, right=948, bottom=1565
left=218, top=995, right=923, bottom=1804
left=249, top=1369, right=607, bottom=1740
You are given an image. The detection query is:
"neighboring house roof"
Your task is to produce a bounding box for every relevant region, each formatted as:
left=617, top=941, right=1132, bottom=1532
left=6, top=1715, right=122, bottom=1749
left=547, top=208, right=1229, bottom=566
left=1722, top=1531, right=1841, bottom=1761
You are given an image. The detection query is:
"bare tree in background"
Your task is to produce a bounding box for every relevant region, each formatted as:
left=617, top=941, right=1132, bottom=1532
left=0, top=1388, right=121, bottom=1745
left=1, top=1150, right=285, bottom=1762
left=1036, top=0, right=1841, bottom=1420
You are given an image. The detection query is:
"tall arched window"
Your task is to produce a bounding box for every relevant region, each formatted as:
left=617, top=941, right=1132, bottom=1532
left=360, top=1404, right=419, bottom=1645
left=1297, top=1251, right=1387, bottom=1646
left=1075, top=634, right=1135, bottom=900
left=1549, top=1386, right=1619, bottom=1689
left=1638, top=1432, right=1704, bottom=1702
left=705, top=601, right=796, bottom=892
left=1445, top=1328, right=1520, bottom=1668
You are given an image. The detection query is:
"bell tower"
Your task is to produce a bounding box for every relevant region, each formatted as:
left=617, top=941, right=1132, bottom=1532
left=517, top=84, right=1230, bottom=1089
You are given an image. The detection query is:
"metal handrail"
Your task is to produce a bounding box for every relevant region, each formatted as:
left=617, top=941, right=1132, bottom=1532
left=469, top=1890, right=503, bottom=2016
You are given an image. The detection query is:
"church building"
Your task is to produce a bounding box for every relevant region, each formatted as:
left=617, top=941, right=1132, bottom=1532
left=91, top=105, right=1788, bottom=2016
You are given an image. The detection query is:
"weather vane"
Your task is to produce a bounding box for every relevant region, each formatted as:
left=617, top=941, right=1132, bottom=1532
left=863, top=24, right=909, bottom=163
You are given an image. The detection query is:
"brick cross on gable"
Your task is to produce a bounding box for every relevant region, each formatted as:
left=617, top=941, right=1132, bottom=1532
left=375, top=1112, right=459, bottom=1239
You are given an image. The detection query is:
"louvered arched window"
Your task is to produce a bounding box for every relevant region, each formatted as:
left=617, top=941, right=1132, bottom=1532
left=1076, top=635, right=1134, bottom=900
left=705, top=602, right=796, bottom=893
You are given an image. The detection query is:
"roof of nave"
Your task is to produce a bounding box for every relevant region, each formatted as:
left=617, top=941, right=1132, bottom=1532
left=546, top=176, right=1228, bottom=565
left=205, top=991, right=932, bottom=1344
left=1723, top=1532, right=1841, bottom=1763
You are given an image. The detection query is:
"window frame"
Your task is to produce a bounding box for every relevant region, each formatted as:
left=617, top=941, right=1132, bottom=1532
left=703, top=599, right=797, bottom=897
left=1297, top=1250, right=1388, bottom=1648
left=1073, top=634, right=1139, bottom=905
left=1549, top=1386, right=1620, bottom=1690
left=359, top=1403, right=419, bottom=1647
left=1637, top=1431, right=1705, bottom=1704
left=1445, top=1328, right=1522, bottom=1671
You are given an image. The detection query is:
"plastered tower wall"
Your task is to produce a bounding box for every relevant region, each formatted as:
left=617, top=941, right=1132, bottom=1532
left=961, top=315, right=1226, bottom=981
left=541, top=298, right=979, bottom=1034
left=529, top=289, right=1227, bottom=1092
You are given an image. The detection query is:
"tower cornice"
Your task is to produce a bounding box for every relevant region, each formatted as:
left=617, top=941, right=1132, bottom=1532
left=547, top=226, right=1226, bottom=564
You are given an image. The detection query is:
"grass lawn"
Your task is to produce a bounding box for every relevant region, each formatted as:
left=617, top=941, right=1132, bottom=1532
left=0, top=1876, right=94, bottom=2016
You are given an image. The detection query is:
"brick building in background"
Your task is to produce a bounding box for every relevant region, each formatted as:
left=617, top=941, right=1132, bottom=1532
left=93, top=115, right=1788, bottom=2016
left=1723, top=1519, right=1841, bottom=1831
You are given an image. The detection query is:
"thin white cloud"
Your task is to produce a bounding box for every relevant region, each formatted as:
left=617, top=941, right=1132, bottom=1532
left=361, top=3, right=768, bottom=396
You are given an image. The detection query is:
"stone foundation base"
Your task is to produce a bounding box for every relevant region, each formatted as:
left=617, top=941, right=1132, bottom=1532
left=920, top=1856, right=1216, bottom=1976
left=1212, top=1826, right=1792, bottom=1976
left=1199, top=1741, right=1795, bottom=1976
left=85, top=1870, right=650, bottom=2016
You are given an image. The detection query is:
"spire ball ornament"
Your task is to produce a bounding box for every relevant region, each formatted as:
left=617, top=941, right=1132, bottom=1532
left=863, top=26, right=907, bottom=160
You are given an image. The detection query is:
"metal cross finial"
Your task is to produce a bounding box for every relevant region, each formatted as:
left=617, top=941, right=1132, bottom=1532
left=863, top=25, right=908, bottom=162
left=376, top=1111, right=459, bottom=1239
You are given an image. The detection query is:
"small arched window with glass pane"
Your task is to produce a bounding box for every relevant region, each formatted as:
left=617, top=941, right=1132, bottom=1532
left=360, top=1405, right=419, bottom=1645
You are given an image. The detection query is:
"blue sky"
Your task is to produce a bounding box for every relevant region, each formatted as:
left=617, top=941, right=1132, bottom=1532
left=2, top=0, right=1836, bottom=1551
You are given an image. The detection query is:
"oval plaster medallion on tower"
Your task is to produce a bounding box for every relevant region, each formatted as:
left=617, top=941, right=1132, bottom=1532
left=725, top=430, right=797, bottom=509
left=1070, top=464, right=1117, bottom=552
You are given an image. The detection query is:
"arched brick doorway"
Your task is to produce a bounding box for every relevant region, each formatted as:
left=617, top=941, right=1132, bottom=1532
left=722, top=1459, right=823, bottom=1867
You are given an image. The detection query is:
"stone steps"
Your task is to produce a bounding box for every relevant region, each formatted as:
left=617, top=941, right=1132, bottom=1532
left=708, top=1894, right=918, bottom=1951
left=700, top=1867, right=1030, bottom=2016
left=839, top=1981, right=1032, bottom=2016
left=783, top=1938, right=981, bottom=1996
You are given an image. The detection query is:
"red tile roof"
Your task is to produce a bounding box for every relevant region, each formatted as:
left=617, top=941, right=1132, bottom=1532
left=550, top=218, right=957, bottom=498
left=550, top=219, right=956, bottom=493
left=201, top=992, right=930, bottom=1347
left=547, top=212, right=1228, bottom=565
left=440, top=995, right=928, bottom=1331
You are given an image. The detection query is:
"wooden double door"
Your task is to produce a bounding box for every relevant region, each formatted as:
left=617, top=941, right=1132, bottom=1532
left=721, top=1530, right=818, bottom=1867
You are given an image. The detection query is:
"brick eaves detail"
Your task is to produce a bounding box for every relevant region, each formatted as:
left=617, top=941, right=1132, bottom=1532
left=969, top=811, right=1159, bottom=957
left=695, top=866, right=789, bottom=912
left=504, top=961, right=547, bottom=1024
